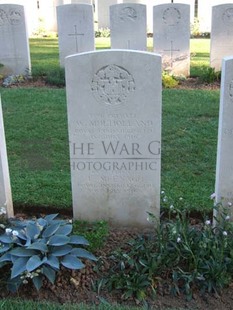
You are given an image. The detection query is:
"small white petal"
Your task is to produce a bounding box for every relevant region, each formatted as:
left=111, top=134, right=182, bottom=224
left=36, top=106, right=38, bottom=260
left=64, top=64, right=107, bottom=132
left=210, top=193, right=216, bottom=200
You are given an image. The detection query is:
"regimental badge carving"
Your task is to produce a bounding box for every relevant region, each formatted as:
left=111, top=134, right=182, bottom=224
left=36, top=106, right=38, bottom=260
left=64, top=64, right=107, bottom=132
left=91, top=65, right=136, bottom=105
left=222, top=8, right=233, bottom=25
left=162, top=8, right=181, bottom=26
left=229, top=80, right=233, bottom=99
left=119, top=7, right=137, bottom=21
left=0, top=8, right=23, bottom=26
left=0, top=9, right=7, bottom=26
left=8, top=9, right=22, bottom=25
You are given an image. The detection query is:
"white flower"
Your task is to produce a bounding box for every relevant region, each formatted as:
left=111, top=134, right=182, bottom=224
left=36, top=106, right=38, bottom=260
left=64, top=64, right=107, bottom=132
left=161, top=190, right=165, bottom=195
left=223, top=231, right=228, bottom=236
left=228, top=202, right=232, bottom=207
left=23, top=280, right=28, bottom=284
left=177, top=237, right=181, bottom=243
left=210, top=193, right=216, bottom=200
left=225, top=215, right=230, bottom=221
left=205, top=220, right=211, bottom=226
left=179, top=197, right=183, bottom=201
left=163, top=196, right=168, bottom=202
left=5, top=228, right=12, bottom=235
left=0, top=207, right=6, bottom=215
left=170, top=205, right=174, bottom=210
left=12, top=230, right=19, bottom=236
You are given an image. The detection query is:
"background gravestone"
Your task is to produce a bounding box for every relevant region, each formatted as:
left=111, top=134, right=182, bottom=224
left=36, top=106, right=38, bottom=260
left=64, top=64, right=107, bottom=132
left=97, top=0, right=117, bottom=29
left=215, top=56, right=233, bottom=218
left=0, top=4, right=31, bottom=77
left=153, top=3, right=190, bottom=76
left=65, top=50, right=162, bottom=227
left=57, top=4, right=95, bottom=67
left=0, top=97, right=13, bottom=218
left=210, top=4, right=233, bottom=72
left=110, top=3, right=147, bottom=50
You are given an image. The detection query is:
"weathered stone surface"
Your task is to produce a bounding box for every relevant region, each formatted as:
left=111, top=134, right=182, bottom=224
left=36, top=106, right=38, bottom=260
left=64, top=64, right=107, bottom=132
left=0, top=4, right=31, bottom=76
left=210, top=4, right=233, bottom=71
left=215, top=56, right=233, bottom=219
left=65, top=50, right=162, bottom=227
left=110, top=3, right=147, bottom=50
left=0, top=96, right=13, bottom=218
left=153, top=3, right=190, bottom=76
left=57, top=4, right=95, bottom=67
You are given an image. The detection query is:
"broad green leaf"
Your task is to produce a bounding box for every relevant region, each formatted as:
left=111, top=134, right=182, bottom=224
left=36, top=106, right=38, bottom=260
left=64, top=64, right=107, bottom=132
left=70, top=248, right=97, bottom=261
left=37, top=218, right=47, bottom=228
left=42, top=265, right=56, bottom=284
left=69, top=235, right=89, bottom=246
left=0, top=244, right=11, bottom=253
left=28, top=242, right=48, bottom=252
left=48, top=235, right=69, bottom=246
left=10, top=248, right=37, bottom=257
left=11, top=257, right=28, bottom=279
left=32, top=275, right=43, bottom=291
left=61, top=255, right=85, bottom=270
left=0, top=252, right=12, bottom=262
left=0, top=235, right=13, bottom=243
left=56, top=224, right=72, bottom=236
left=26, top=255, right=43, bottom=272
left=42, top=222, right=61, bottom=238
left=46, top=254, right=59, bottom=269
left=17, top=231, right=27, bottom=241
left=26, top=223, right=40, bottom=240
left=44, top=214, right=59, bottom=222
left=7, top=276, right=21, bottom=293
left=51, top=245, right=72, bottom=256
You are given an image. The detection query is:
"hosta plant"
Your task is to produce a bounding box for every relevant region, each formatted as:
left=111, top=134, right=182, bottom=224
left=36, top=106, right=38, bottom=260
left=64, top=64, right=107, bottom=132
left=0, top=214, right=97, bottom=292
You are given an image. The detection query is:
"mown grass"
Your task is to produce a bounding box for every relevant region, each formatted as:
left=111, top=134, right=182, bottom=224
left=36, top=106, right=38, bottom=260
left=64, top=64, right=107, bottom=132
left=0, top=86, right=219, bottom=212
left=0, top=299, right=187, bottom=310
left=0, top=299, right=142, bottom=310
left=30, top=37, right=211, bottom=80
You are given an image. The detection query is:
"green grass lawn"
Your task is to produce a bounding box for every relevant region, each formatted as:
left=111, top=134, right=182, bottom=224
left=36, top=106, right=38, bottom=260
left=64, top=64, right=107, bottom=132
left=0, top=38, right=218, bottom=213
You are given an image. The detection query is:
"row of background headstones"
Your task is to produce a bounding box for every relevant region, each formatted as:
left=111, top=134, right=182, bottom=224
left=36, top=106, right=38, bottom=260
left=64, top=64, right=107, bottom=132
left=1, top=0, right=233, bottom=35
left=1, top=2, right=233, bottom=77
left=57, top=3, right=190, bottom=76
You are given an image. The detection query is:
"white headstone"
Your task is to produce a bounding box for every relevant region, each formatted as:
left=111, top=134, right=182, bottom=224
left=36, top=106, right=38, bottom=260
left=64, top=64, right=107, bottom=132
left=198, top=0, right=233, bottom=33
left=210, top=4, right=233, bottom=72
left=0, top=4, right=31, bottom=76
left=110, top=3, right=147, bottom=50
left=71, top=0, right=92, bottom=3
left=97, top=0, right=117, bottom=29
left=0, top=96, right=13, bottom=218
left=153, top=3, right=190, bottom=77
left=65, top=50, right=162, bottom=227
left=215, top=56, right=233, bottom=218
left=57, top=4, right=95, bottom=67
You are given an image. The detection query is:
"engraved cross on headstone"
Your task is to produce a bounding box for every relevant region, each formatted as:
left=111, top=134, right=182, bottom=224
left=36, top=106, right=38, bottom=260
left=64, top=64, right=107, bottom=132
left=68, top=25, right=84, bottom=53
left=163, top=40, right=180, bottom=68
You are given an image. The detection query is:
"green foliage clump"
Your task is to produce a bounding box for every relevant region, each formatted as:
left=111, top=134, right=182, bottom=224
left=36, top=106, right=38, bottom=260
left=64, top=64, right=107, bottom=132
left=95, top=28, right=111, bottom=38
left=100, top=194, right=233, bottom=302
left=31, top=67, right=65, bottom=87
left=72, top=220, right=109, bottom=252
left=162, top=72, right=179, bottom=88
left=199, top=66, right=221, bottom=84
left=0, top=214, right=97, bottom=292
left=44, top=68, right=65, bottom=87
